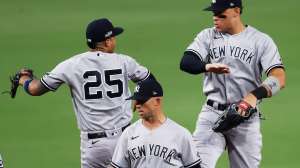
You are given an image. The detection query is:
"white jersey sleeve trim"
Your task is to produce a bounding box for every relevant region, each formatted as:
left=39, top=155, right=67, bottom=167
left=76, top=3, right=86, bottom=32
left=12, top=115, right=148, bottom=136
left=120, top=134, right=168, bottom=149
left=265, top=63, right=284, bottom=75
left=40, top=78, right=56, bottom=91
left=184, top=158, right=201, bottom=168
left=139, top=70, right=150, bottom=81
left=185, top=49, right=204, bottom=61
left=111, top=162, right=123, bottom=168
left=130, top=70, right=150, bottom=83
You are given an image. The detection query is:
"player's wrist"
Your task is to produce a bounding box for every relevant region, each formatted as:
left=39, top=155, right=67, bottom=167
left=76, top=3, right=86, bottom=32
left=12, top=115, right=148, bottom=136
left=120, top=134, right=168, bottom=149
left=242, top=94, right=257, bottom=108
left=250, top=85, right=269, bottom=100
left=23, top=79, right=33, bottom=95
left=204, top=63, right=211, bottom=72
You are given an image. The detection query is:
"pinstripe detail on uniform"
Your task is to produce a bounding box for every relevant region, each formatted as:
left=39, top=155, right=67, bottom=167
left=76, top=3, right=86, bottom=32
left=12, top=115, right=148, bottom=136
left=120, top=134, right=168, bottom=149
left=44, top=73, right=65, bottom=83
left=184, top=158, right=201, bottom=168
left=186, top=49, right=204, bottom=61
left=130, top=70, right=150, bottom=83
left=111, top=162, right=122, bottom=168
left=265, top=63, right=284, bottom=76
left=139, top=70, right=150, bottom=81
left=40, top=78, right=56, bottom=91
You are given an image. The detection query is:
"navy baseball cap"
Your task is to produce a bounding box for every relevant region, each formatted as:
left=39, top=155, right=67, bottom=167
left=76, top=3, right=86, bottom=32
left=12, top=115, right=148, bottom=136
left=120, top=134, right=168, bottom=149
left=86, top=18, right=124, bottom=44
left=126, top=80, right=163, bottom=103
left=203, top=0, right=242, bottom=12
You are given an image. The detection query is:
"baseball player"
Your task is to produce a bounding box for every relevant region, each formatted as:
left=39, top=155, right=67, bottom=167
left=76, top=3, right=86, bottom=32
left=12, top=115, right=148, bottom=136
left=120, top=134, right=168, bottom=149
left=16, top=18, right=156, bottom=168
left=180, top=0, right=286, bottom=167
left=110, top=79, right=202, bottom=168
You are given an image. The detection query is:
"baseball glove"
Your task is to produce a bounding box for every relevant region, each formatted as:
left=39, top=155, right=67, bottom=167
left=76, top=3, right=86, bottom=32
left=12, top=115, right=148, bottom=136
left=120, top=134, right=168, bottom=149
left=8, top=68, right=34, bottom=98
left=212, top=101, right=257, bottom=133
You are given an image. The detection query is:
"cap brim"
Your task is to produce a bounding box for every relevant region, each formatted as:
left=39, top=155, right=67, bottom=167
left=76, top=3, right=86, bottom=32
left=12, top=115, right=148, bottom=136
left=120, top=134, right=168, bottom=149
left=203, top=6, right=213, bottom=11
left=112, top=27, right=124, bottom=37
left=125, top=95, right=135, bottom=100
left=125, top=94, right=150, bottom=102
left=203, top=5, right=227, bottom=12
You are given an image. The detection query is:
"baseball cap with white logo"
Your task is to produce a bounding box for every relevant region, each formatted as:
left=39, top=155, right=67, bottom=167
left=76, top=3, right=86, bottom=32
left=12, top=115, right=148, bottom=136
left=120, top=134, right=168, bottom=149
left=86, top=18, right=123, bottom=48
left=203, top=0, right=242, bottom=12
left=126, top=80, right=163, bottom=103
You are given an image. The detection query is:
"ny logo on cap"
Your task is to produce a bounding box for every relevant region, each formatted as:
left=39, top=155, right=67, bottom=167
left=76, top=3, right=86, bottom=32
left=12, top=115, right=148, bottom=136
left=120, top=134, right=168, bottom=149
left=135, top=85, right=140, bottom=93
left=105, top=31, right=113, bottom=38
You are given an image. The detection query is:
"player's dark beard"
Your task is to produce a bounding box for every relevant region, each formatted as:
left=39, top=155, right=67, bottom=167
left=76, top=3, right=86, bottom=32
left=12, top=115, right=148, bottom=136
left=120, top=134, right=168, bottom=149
left=142, top=111, right=155, bottom=121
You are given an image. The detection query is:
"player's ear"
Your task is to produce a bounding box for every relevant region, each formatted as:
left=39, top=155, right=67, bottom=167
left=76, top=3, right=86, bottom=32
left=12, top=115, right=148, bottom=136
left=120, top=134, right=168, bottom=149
left=233, top=7, right=240, bottom=16
left=155, top=97, right=162, bottom=107
left=104, top=39, right=110, bottom=47
left=132, top=100, right=137, bottom=112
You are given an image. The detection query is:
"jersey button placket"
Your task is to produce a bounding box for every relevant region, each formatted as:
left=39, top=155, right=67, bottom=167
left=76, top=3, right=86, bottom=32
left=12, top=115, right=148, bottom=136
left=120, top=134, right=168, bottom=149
left=224, top=36, right=231, bottom=103
left=144, top=131, right=151, bottom=168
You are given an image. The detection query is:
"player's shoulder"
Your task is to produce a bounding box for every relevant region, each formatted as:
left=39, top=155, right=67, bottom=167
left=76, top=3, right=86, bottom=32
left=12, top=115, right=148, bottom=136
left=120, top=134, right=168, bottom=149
left=246, top=25, right=274, bottom=41
left=70, top=51, right=132, bottom=63
left=114, top=52, right=136, bottom=62
left=196, top=27, right=215, bottom=36
left=59, top=51, right=90, bottom=64
left=194, top=27, right=221, bottom=40
left=50, top=52, right=84, bottom=69
left=122, top=119, right=143, bottom=134
left=166, top=118, right=192, bottom=136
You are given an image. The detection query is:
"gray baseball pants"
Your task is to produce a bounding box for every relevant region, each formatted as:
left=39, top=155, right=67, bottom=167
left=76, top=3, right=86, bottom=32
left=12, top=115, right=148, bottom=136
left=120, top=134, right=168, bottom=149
left=193, top=104, right=262, bottom=168
left=80, top=131, right=122, bottom=168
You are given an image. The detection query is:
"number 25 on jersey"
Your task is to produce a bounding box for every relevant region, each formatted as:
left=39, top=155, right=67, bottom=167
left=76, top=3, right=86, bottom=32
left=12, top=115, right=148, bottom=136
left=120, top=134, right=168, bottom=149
left=83, top=69, right=123, bottom=100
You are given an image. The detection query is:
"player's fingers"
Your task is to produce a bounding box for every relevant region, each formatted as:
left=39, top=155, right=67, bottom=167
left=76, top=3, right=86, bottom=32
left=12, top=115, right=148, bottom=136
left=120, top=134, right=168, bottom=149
left=20, top=71, right=31, bottom=76
left=19, top=69, right=32, bottom=74
left=214, top=63, right=229, bottom=69
left=238, top=108, right=246, bottom=116
left=221, top=68, right=230, bottom=73
left=213, top=67, right=230, bottom=74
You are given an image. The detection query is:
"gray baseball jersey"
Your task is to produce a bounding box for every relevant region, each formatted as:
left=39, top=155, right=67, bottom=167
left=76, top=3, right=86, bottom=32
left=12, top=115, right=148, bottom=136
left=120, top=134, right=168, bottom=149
left=41, top=51, right=149, bottom=132
left=186, top=25, right=284, bottom=104
left=111, top=118, right=201, bottom=168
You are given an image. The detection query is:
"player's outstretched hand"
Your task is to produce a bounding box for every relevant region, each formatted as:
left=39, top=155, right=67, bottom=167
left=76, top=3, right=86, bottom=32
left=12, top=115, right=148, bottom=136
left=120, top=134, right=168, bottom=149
left=205, top=63, right=230, bottom=74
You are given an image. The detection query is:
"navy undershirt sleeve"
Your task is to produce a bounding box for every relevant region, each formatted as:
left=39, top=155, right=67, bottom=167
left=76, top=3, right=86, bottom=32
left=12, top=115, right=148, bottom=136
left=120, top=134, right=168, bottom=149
left=180, top=51, right=207, bottom=74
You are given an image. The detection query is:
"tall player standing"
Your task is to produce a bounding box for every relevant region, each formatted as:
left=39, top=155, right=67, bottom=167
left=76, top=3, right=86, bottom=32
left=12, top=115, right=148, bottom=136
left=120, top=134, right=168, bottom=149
left=180, top=0, right=286, bottom=167
left=16, top=18, right=155, bottom=168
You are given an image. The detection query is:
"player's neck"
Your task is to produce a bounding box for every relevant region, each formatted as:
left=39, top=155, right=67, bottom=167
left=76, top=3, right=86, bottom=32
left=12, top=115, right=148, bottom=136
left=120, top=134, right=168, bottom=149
left=90, top=47, right=114, bottom=53
left=227, top=21, right=245, bottom=35
left=142, top=111, right=166, bottom=130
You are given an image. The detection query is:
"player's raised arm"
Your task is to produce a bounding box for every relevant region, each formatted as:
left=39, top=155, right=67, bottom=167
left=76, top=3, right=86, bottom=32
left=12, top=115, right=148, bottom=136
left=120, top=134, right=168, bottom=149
left=180, top=29, right=229, bottom=75
left=180, top=51, right=230, bottom=74
left=123, top=55, right=156, bottom=83
left=19, top=75, right=49, bottom=96
left=180, top=51, right=208, bottom=74
left=7, top=68, right=50, bottom=97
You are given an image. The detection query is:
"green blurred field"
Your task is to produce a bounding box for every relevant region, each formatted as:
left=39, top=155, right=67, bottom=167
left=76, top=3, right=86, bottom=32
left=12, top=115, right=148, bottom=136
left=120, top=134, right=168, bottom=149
left=0, top=0, right=299, bottom=167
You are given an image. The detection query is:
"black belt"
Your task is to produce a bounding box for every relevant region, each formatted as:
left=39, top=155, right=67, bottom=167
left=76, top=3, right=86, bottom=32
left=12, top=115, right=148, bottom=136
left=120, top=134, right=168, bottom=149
left=207, top=99, right=228, bottom=111
left=88, top=123, right=130, bottom=139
